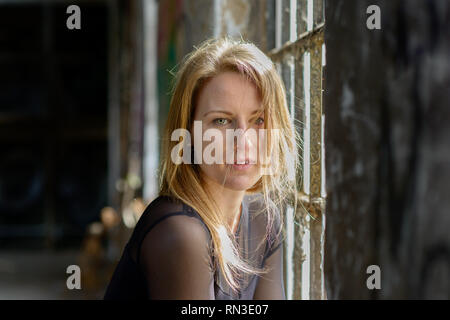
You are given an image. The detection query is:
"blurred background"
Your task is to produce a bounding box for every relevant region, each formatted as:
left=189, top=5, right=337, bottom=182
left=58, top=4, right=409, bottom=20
left=0, top=0, right=449, bottom=299
left=0, top=0, right=285, bottom=300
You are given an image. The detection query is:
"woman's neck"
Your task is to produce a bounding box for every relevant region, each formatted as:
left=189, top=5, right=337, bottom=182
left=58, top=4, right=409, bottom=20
left=202, top=175, right=245, bottom=234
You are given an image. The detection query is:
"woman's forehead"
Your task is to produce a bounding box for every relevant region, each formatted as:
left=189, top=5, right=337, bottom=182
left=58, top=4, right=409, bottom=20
left=196, top=72, right=262, bottom=114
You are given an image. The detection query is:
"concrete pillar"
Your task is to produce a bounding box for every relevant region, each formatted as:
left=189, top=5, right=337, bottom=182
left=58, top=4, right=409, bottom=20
left=324, top=0, right=450, bottom=299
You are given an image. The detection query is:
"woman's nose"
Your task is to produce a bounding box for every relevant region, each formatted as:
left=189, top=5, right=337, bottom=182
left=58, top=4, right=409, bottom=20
left=234, top=130, right=251, bottom=147
left=233, top=122, right=256, bottom=162
left=234, top=120, right=250, bottom=143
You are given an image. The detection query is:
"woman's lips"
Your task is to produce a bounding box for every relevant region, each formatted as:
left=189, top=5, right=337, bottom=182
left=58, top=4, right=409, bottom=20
left=231, top=160, right=253, bottom=171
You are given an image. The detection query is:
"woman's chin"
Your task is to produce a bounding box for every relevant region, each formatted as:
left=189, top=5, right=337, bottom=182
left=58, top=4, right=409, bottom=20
left=220, top=176, right=260, bottom=191
left=200, top=165, right=261, bottom=191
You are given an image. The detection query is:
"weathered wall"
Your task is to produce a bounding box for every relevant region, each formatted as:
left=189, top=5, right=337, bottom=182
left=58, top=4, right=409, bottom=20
left=324, top=0, right=450, bottom=299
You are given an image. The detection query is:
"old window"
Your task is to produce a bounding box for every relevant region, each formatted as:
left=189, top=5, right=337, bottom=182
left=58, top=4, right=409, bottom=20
left=266, top=0, right=326, bottom=300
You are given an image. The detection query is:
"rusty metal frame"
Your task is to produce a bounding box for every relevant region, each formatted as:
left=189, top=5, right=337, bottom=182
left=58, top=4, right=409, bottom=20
left=266, top=0, right=326, bottom=300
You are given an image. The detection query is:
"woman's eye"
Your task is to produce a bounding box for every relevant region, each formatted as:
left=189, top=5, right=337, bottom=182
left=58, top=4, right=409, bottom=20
left=255, top=117, right=264, bottom=125
left=213, top=118, right=229, bottom=126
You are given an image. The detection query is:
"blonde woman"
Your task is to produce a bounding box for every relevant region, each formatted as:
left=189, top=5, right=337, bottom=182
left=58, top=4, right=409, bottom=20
left=104, top=37, right=299, bottom=300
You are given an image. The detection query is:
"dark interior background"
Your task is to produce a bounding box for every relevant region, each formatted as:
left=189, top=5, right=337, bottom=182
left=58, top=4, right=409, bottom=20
left=0, top=3, right=108, bottom=249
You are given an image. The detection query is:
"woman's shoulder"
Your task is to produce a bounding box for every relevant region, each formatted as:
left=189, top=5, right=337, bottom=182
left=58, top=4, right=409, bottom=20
left=141, top=194, right=185, bottom=216
left=131, top=195, right=213, bottom=266
left=134, top=194, right=212, bottom=241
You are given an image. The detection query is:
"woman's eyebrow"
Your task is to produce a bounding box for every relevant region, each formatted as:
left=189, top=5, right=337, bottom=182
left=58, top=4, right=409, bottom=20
left=203, top=108, right=263, bottom=117
left=203, top=110, right=233, bottom=117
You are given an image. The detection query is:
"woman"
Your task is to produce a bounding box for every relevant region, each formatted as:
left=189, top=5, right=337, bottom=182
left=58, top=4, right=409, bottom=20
left=104, top=37, right=299, bottom=300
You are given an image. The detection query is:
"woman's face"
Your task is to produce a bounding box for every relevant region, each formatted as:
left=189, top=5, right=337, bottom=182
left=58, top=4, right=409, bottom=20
left=191, top=71, right=265, bottom=191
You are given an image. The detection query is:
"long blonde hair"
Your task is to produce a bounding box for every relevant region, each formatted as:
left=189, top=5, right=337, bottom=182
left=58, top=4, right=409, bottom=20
left=158, top=36, right=299, bottom=293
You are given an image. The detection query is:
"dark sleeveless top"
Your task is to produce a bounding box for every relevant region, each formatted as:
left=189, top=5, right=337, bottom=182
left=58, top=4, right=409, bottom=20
left=103, top=193, right=285, bottom=300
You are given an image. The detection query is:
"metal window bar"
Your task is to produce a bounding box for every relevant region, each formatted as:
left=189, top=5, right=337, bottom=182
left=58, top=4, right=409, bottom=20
left=268, top=0, right=325, bottom=300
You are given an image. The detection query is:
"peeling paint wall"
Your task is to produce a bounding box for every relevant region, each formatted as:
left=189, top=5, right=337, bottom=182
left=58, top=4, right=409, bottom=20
left=324, top=0, right=450, bottom=299
left=219, top=0, right=271, bottom=52
left=220, top=0, right=250, bottom=37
